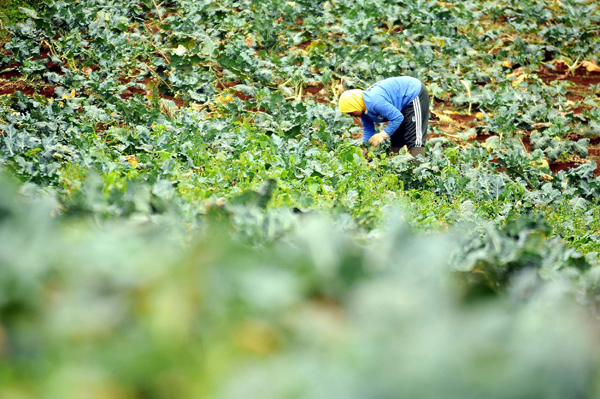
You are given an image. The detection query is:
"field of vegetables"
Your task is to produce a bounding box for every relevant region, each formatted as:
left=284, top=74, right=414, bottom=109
left=2, top=0, right=600, bottom=397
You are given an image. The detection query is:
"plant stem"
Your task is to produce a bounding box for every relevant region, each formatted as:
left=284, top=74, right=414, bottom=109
left=152, top=0, right=163, bottom=23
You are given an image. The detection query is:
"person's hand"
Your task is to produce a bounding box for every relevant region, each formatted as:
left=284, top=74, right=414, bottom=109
left=368, top=131, right=390, bottom=147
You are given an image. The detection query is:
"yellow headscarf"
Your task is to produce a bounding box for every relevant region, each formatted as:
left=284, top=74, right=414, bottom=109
left=338, top=90, right=366, bottom=113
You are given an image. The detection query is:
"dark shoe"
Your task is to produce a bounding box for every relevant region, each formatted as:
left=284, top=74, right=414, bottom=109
left=409, top=147, right=426, bottom=158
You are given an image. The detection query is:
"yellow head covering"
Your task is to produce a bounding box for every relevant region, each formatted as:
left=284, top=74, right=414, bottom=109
left=338, top=90, right=366, bottom=113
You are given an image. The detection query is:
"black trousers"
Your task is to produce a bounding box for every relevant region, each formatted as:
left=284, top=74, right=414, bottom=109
left=390, top=83, right=430, bottom=149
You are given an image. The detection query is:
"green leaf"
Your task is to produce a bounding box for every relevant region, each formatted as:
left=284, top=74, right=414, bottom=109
left=18, top=7, right=38, bottom=19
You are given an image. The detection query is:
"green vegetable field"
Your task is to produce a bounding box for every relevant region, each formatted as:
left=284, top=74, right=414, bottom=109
left=1, top=0, right=600, bottom=397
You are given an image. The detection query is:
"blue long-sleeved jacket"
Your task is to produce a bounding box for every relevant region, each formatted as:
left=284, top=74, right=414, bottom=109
left=360, top=77, right=422, bottom=142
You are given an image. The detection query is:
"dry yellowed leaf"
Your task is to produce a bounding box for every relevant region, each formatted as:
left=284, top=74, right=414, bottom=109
left=512, top=74, right=526, bottom=88
left=582, top=60, right=600, bottom=72
left=531, top=159, right=550, bottom=169
left=124, top=155, right=139, bottom=168
left=438, top=114, right=454, bottom=123
left=553, top=59, right=568, bottom=68
left=506, top=67, right=525, bottom=78
left=245, top=34, right=255, bottom=47
left=234, top=320, right=280, bottom=355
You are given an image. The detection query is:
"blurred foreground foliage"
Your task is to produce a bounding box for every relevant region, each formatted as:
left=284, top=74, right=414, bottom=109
left=2, top=173, right=600, bottom=399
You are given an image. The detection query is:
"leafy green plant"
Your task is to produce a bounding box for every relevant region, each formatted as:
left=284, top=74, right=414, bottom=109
left=2, top=0, right=600, bottom=394
left=1, top=173, right=600, bottom=399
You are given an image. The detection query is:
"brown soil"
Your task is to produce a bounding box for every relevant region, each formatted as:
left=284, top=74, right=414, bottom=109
left=215, top=81, right=239, bottom=89
left=450, top=113, right=478, bottom=123
left=588, top=148, right=600, bottom=156
left=46, top=62, right=63, bottom=75
left=304, top=83, right=329, bottom=103
left=0, top=79, right=54, bottom=97
left=33, top=49, right=50, bottom=61
left=538, top=66, right=600, bottom=86
left=589, top=155, right=600, bottom=177
left=37, top=86, right=56, bottom=97
left=572, top=106, right=591, bottom=115
left=0, top=79, right=28, bottom=96
left=117, top=77, right=185, bottom=106
left=119, top=77, right=152, bottom=99
left=214, top=81, right=254, bottom=101
left=96, top=122, right=108, bottom=132
left=245, top=106, right=268, bottom=113
left=232, top=91, right=253, bottom=101
left=550, top=160, right=600, bottom=177
left=489, top=156, right=507, bottom=172
left=121, top=86, right=147, bottom=99
left=143, top=21, right=160, bottom=34
left=0, top=69, right=21, bottom=79
left=161, top=94, right=185, bottom=107
left=566, top=93, right=585, bottom=101
left=380, top=23, right=403, bottom=33
left=522, top=132, right=600, bottom=176
left=521, top=134, right=533, bottom=152
left=298, top=40, right=312, bottom=50
left=431, top=104, right=484, bottom=136
left=304, top=85, right=323, bottom=95
left=470, top=133, right=493, bottom=143
left=550, top=161, right=581, bottom=174
left=567, top=134, right=600, bottom=145
left=524, top=128, right=600, bottom=177
left=548, top=160, right=600, bottom=177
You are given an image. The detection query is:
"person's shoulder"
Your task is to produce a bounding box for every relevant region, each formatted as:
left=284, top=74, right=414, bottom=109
left=364, top=92, right=387, bottom=105
left=369, top=96, right=398, bottom=115
left=391, top=76, right=421, bottom=82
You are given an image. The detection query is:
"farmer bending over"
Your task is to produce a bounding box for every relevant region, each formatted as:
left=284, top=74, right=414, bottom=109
left=338, top=76, right=429, bottom=157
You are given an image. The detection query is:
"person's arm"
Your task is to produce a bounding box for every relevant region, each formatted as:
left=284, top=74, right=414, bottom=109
left=374, top=101, right=404, bottom=136
left=360, top=114, right=376, bottom=143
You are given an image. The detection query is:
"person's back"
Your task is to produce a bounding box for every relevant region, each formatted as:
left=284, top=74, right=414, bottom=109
left=363, top=77, right=422, bottom=116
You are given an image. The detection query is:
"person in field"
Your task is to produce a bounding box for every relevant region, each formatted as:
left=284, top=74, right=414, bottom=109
left=338, top=76, right=430, bottom=157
